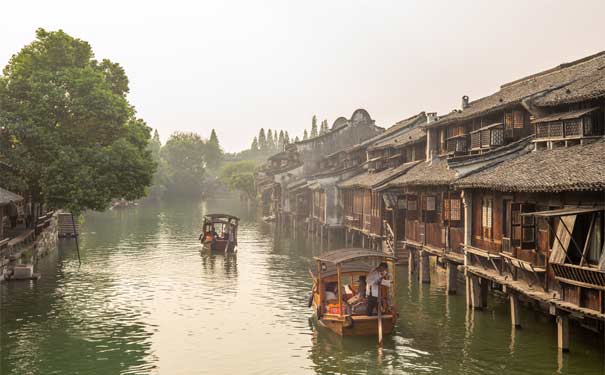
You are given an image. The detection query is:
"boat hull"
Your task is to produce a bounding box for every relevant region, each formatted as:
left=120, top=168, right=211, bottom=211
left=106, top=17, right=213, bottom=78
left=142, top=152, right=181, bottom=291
left=317, top=314, right=395, bottom=336
left=202, top=239, right=236, bottom=252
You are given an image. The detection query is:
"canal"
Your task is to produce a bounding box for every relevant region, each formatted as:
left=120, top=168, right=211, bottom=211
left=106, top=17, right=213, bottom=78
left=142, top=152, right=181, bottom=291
left=1, top=198, right=604, bottom=374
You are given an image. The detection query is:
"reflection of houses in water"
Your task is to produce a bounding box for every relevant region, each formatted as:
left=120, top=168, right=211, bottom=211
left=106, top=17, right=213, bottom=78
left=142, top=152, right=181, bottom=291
left=257, top=51, right=605, bottom=353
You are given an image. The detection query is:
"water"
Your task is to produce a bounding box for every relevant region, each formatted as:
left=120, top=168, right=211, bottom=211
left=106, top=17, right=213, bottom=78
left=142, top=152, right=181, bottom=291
left=1, top=198, right=604, bottom=374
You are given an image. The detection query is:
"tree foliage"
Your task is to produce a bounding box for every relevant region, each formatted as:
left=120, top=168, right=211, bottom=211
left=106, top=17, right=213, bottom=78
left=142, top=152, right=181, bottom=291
left=218, top=160, right=257, bottom=200
left=311, top=115, right=318, bottom=137
left=0, top=28, right=155, bottom=213
left=160, top=132, right=207, bottom=196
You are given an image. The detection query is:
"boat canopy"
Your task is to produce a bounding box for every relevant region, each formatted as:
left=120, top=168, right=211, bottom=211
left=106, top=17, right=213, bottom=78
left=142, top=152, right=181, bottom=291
left=314, top=248, right=397, bottom=265
left=204, top=213, right=240, bottom=221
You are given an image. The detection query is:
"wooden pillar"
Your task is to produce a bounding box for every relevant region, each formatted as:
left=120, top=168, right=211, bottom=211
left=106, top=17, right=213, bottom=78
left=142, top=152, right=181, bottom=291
left=320, top=225, right=324, bottom=251
left=419, top=251, right=430, bottom=284
left=345, top=230, right=348, bottom=247
left=408, top=247, right=416, bottom=278
left=468, top=274, right=482, bottom=309
left=480, top=278, right=488, bottom=309
left=446, top=261, right=458, bottom=295
left=362, top=234, right=366, bottom=249
left=510, top=292, right=521, bottom=328
left=327, top=228, right=331, bottom=251
left=557, top=312, right=570, bottom=352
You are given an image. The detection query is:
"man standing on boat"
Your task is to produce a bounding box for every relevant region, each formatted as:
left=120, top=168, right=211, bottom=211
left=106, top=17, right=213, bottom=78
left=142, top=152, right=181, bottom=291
left=366, top=263, right=388, bottom=316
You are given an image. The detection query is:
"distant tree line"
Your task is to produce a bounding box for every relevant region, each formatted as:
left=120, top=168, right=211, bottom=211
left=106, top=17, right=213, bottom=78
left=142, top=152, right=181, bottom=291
left=239, top=115, right=330, bottom=160
left=147, top=129, right=223, bottom=199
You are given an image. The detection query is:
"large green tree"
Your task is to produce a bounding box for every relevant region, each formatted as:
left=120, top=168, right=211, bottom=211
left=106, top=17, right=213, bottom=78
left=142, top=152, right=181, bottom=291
left=0, top=28, right=155, bottom=213
left=161, top=132, right=206, bottom=196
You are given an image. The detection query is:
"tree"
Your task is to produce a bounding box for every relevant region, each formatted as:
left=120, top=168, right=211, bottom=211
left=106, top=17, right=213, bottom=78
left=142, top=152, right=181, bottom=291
left=320, top=119, right=329, bottom=135
left=205, top=128, right=223, bottom=170
left=273, top=130, right=278, bottom=149
left=267, top=129, right=274, bottom=151
left=278, top=130, right=284, bottom=151
left=251, top=136, right=259, bottom=152
left=284, top=131, right=290, bottom=145
left=161, top=132, right=206, bottom=196
left=218, top=160, right=257, bottom=200
left=311, top=115, right=318, bottom=137
left=294, top=136, right=300, bottom=143
left=0, top=28, right=155, bottom=213
left=258, top=128, right=267, bottom=151
left=303, top=129, right=308, bottom=140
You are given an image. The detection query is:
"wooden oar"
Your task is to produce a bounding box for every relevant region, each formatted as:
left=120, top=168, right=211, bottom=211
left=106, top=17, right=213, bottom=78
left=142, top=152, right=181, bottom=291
left=377, top=281, right=383, bottom=347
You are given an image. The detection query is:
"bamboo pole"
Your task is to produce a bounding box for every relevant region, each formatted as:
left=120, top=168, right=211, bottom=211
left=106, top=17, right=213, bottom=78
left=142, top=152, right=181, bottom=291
left=337, top=264, right=343, bottom=318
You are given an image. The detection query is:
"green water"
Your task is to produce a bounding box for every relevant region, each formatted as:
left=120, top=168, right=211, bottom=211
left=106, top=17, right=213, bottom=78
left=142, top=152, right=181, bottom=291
left=1, top=198, right=604, bottom=374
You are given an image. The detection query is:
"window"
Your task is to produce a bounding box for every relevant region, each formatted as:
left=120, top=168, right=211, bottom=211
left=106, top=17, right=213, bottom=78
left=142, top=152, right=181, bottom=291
left=450, top=199, right=461, bottom=221
left=504, top=112, right=514, bottom=129
left=425, top=196, right=436, bottom=211
left=407, top=198, right=417, bottom=211
left=513, top=110, right=525, bottom=129
left=482, top=198, right=492, bottom=238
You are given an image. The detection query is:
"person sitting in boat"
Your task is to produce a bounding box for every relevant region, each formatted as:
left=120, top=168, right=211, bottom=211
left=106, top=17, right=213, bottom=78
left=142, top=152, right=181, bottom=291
left=324, top=283, right=338, bottom=302
left=366, top=263, right=389, bottom=316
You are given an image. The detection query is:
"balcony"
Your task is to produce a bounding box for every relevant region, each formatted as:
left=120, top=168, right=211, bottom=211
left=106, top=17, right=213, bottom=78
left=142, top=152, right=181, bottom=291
left=446, top=134, right=469, bottom=155
left=532, top=107, right=602, bottom=142
left=551, top=263, right=605, bottom=289
left=470, top=123, right=504, bottom=151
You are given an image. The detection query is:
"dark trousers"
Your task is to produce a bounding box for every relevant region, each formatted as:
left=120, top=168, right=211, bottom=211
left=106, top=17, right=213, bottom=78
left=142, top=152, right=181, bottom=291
left=367, top=295, right=378, bottom=316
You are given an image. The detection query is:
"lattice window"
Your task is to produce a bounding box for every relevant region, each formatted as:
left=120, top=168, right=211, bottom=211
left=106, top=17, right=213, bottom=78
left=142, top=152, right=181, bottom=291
left=456, top=137, right=467, bottom=153
left=470, top=132, right=481, bottom=148
left=491, top=128, right=504, bottom=145
left=564, top=119, right=581, bottom=136
left=513, top=110, right=524, bottom=129
left=480, top=130, right=490, bottom=147
left=482, top=198, right=493, bottom=238
left=549, top=121, right=563, bottom=137
left=505, top=112, right=514, bottom=129
left=536, top=123, right=549, bottom=138
left=450, top=199, right=461, bottom=221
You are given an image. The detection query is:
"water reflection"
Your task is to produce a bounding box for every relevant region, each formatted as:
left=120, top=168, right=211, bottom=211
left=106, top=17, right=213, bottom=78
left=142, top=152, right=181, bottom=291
left=1, top=197, right=604, bottom=374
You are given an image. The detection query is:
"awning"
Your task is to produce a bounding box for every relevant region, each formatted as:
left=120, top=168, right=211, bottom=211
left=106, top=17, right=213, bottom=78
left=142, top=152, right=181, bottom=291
left=314, top=248, right=397, bottom=264
left=0, top=188, right=23, bottom=206
left=521, top=206, right=604, bottom=217
left=531, top=107, right=599, bottom=124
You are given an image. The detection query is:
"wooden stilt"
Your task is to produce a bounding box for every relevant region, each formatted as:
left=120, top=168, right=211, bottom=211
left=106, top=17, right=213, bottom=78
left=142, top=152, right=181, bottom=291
left=408, top=248, right=415, bottom=278
left=419, top=251, right=430, bottom=284
left=557, top=312, right=570, bottom=352
left=510, top=292, right=521, bottom=328
left=469, top=274, right=482, bottom=310
left=446, top=261, right=457, bottom=295
left=480, top=278, right=488, bottom=308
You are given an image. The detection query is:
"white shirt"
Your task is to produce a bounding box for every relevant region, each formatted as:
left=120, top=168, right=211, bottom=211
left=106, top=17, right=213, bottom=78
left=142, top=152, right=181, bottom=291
left=366, top=268, right=383, bottom=297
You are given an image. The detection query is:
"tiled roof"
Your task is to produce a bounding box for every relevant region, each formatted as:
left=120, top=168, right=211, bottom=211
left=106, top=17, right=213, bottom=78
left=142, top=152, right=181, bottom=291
left=455, top=139, right=605, bottom=192
left=533, top=66, right=605, bottom=106
left=379, top=158, right=458, bottom=188
left=338, top=161, right=419, bottom=189
left=429, top=51, right=605, bottom=127
left=370, top=126, right=426, bottom=150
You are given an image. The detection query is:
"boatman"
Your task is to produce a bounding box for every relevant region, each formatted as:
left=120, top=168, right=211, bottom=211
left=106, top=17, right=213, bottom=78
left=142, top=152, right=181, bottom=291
left=366, top=262, right=388, bottom=316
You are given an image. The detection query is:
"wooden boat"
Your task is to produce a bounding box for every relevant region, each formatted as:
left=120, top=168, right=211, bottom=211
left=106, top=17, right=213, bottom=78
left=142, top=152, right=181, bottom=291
left=199, top=214, right=239, bottom=252
left=309, top=248, right=397, bottom=342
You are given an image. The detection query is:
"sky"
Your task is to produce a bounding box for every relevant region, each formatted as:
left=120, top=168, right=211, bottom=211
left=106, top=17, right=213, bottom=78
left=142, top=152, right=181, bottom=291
left=1, top=1, right=604, bottom=152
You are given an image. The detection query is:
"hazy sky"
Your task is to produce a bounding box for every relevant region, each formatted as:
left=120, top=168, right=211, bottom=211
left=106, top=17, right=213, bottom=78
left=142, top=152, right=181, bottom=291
left=2, top=1, right=604, bottom=152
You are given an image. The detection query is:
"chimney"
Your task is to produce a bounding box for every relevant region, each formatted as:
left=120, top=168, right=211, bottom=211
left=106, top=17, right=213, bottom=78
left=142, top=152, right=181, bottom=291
left=426, top=112, right=438, bottom=124
left=461, top=95, right=470, bottom=110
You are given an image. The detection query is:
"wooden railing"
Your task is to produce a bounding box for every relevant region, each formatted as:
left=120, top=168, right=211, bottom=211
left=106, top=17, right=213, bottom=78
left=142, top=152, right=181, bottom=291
left=405, top=220, right=422, bottom=243
left=425, top=223, right=444, bottom=249
left=551, top=263, right=605, bottom=288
